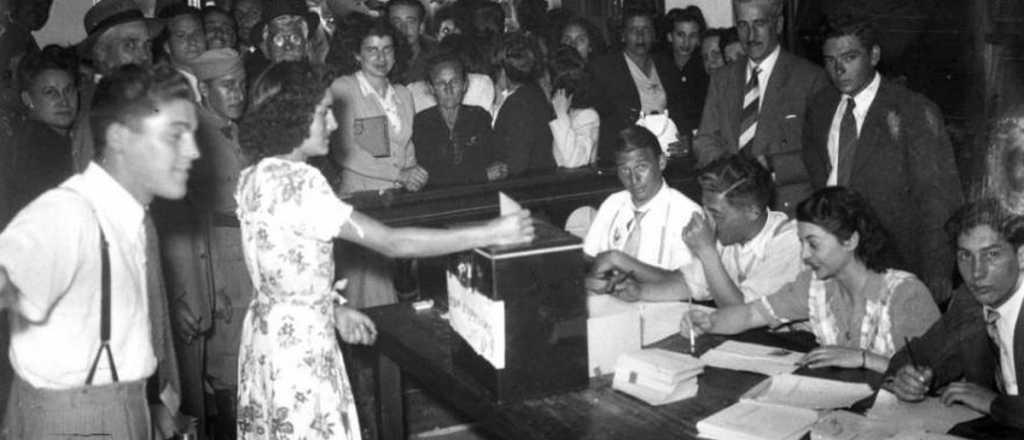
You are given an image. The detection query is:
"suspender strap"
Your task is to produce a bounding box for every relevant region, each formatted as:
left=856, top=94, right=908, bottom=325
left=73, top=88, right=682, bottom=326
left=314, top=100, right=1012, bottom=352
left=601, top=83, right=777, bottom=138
left=86, top=226, right=118, bottom=385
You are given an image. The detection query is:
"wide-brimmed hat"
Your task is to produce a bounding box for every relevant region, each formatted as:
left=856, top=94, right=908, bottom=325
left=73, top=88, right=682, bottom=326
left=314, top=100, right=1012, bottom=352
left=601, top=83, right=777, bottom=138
left=76, top=0, right=164, bottom=59
left=252, top=0, right=319, bottom=47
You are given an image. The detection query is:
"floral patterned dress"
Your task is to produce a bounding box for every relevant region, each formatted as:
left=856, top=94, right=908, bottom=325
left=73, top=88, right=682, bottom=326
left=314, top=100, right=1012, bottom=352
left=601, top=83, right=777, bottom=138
left=234, top=158, right=362, bottom=440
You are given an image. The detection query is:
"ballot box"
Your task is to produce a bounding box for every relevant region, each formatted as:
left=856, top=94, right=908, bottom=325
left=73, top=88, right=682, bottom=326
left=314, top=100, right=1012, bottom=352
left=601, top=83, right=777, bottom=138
left=446, top=220, right=589, bottom=403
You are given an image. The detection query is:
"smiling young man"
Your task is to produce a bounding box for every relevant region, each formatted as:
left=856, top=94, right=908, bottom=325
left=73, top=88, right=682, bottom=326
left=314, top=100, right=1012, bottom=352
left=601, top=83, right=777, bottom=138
left=884, top=200, right=1024, bottom=430
left=693, top=0, right=827, bottom=216
left=0, top=64, right=198, bottom=438
left=583, top=126, right=704, bottom=301
left=802, top=19, right=962, bottom=307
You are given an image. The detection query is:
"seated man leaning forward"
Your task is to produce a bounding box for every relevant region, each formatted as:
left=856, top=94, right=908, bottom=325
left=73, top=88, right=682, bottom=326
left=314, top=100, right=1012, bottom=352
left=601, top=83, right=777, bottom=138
left=883, top=200, right=1024, bottom=429
left=584, top=125, right=704, bottom=299
left=681, top=187, right=940, bottom=373
left=682, top=153, right=802, bottom=305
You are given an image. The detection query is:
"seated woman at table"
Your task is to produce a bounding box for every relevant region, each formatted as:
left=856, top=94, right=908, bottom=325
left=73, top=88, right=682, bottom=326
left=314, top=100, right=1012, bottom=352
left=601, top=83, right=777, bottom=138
left=412, top=51, right=507, bottom=187
left=681, top=187, right=941, bottom=373
left=235, top=61, right=534, bottom=439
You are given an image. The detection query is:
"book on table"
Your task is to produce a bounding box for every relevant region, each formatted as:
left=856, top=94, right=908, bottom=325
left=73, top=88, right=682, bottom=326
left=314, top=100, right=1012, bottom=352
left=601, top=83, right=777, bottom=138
left=699, top=340, right=805, bottom=376
left=611, top=348, right=704, bottom=405
left=742, top=374, right=875, bottom=410
left=697, top=399, right=819, bottom=440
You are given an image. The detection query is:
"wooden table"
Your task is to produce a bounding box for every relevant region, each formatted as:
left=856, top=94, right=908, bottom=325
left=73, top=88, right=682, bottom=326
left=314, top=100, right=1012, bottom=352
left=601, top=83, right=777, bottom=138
left=364, top=303, right=874, bottom=440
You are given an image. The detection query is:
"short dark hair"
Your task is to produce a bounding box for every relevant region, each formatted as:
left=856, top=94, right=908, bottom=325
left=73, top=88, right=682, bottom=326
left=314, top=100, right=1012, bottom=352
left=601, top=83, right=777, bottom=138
left=157, top=3, right=201, bottom=21
left=616, top=125, right=662, bottom=158
left=431, top=5, right=467, bottom=37
left=824, top=16, right=878, bottom=51
left=89, top=64, right=193, bottom=158
left=720, top=27, right=740, bottom=53
left=665, top=6, right=707, bottom=34
left=387, top=0, right=426, bottom=21
left=437, top=33, right=489, bottom=74
left=201, top=5, right=236, bottom=26
left=16, top=44, right=78, bottom=93
left=497, top=32, right=542, bottom=85
left=559, top=16, right=607, bottom=57
left=946, top=199, right=1024, bottom=250
left=471, top=1, right=505, bottom=36
left=361, top=18, right=400, bottom=48
left=796, top=187, right=892, bottom=272
left=621, top=7, right=656, bottom=29
left=698, top=154, right=774, bottom=211
left=549, top=45, right=595, bottom=109
left=239, top=61, right=331, bottom=162
left=425, top=50, right=467, bottom=83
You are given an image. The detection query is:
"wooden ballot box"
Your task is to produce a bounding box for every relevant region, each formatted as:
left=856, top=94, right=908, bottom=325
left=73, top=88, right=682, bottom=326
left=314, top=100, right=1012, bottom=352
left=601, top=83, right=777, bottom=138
left=446, top=220, right=589, bottom=403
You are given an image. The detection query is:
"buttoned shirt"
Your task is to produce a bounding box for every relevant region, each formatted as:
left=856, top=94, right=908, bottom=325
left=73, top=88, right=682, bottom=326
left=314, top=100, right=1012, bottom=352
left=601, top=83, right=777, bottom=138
left=690, top=210, right=802, bottom=302
left=746, top=45, right=781, bottom=111
left=986, top=281, right=1024, bottom=395
left=826, top=72, right=881, bottom=186
left=0, top=163, right=156, bottom=388
left=584, top=181, right=704, bottom=286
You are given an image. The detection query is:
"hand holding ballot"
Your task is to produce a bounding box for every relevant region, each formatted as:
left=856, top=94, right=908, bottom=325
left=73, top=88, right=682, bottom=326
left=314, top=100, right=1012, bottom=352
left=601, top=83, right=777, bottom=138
left=487, top=209, right=536, bottom=246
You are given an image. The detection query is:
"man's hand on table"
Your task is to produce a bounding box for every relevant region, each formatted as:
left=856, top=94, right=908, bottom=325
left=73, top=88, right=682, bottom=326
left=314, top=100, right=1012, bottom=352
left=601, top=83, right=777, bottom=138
left=884, top=364, right=934, bottom=402
left=940, top=381, right=996, bottom=414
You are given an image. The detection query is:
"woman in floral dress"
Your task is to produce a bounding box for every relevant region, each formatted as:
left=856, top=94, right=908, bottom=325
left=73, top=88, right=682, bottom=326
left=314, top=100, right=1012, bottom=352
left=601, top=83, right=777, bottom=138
left=234, top=62, right=534, bottom=440
left=682, top=187, right=941, bottom=373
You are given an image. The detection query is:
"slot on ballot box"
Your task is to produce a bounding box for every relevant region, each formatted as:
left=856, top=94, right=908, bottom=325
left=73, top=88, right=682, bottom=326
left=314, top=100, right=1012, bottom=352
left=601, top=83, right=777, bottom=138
left=447, top=219, right=589, bottom=403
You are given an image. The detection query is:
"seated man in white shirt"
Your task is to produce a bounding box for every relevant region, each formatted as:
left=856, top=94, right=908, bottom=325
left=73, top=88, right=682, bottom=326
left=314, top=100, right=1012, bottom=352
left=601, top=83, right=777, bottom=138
left=0, top=64, right=199, bottom=438
left=583, top=125, right=704, bottom=301
left=681, top=154, right=802, bottom=305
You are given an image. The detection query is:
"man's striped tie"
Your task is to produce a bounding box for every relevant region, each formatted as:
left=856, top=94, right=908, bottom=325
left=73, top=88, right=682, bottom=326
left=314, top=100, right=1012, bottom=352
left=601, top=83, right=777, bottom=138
left=738, top=67, right=761, bottom=151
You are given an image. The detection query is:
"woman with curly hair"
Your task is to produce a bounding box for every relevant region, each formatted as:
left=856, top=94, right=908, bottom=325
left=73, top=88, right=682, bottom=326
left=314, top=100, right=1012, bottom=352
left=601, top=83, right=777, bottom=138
left=558, top=15, right=606, bottom=62
left=234, top=61, right=533, bottom=439
left=682, top=187, right=940, bottom=373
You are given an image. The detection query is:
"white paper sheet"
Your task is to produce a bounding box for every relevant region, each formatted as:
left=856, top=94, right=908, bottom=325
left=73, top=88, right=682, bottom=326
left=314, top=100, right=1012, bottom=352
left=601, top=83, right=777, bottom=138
left=498, top=191, right=522, bottom=215
left=865, top=390, right=983, bottom=434
left=447, top=272, right=506, bottom=369
left=698, top=400, right=819, bottom=440
left=743, top=374, right=874, bottom=410
left=587, top=295, right=642, bottom=377
left=699, top=340, right=805, bottom=376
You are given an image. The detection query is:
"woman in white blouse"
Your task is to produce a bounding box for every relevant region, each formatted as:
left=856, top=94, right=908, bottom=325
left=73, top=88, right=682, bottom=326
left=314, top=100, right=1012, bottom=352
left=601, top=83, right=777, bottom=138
left=548, top=45, right=599, bottom=168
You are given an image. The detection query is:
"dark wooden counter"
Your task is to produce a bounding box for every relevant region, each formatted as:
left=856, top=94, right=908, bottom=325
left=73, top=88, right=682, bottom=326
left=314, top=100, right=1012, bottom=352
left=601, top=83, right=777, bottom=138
left=364, top=303, right=873, bottom=440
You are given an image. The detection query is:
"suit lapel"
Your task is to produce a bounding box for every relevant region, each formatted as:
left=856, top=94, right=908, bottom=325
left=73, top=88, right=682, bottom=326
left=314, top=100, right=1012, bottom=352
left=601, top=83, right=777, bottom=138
left=849, top=78, right=891, bottom=180
left=812, top=90, right=841, bottom=179
left=615, top=55, right=641, bottom=112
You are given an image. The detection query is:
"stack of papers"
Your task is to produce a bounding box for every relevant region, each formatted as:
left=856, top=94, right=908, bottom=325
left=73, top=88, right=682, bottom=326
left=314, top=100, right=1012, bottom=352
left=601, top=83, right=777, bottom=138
left=742, top=374, right=875, bottom=410
left=697, top=400, right=819, bottom=440
left=865, top=389, right=983, bottom=434
left=612, top=348, right=704, bottom=405
left=699, top=340, right=805, bottom=375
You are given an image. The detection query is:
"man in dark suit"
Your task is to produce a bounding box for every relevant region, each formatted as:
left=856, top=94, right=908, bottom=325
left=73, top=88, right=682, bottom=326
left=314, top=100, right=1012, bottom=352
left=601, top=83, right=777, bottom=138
left=591, top=9, right=681, bottom=165
left=884, top=200, right=1024, bottom=430
left=802, top=19, right=961, bottom=305
left=693, top=0, right=828, bottom=215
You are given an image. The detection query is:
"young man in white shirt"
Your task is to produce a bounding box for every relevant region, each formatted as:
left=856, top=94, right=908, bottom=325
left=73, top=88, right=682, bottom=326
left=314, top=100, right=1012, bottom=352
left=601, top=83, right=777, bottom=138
left=0, top=64, right=199, bottom=438
left=584, top=125, right=703, bottom=301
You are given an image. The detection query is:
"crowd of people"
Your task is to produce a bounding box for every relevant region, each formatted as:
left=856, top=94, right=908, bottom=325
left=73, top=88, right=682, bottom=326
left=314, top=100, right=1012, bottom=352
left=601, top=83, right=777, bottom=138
left=0, top=0, right=1021, bottom=439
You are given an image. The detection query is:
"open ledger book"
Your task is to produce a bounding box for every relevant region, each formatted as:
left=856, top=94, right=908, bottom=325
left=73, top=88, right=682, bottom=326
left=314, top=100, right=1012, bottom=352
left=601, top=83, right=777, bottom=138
left=742, top=374, right=875, bottom=410
left=698, top=400, right=819, bottom=440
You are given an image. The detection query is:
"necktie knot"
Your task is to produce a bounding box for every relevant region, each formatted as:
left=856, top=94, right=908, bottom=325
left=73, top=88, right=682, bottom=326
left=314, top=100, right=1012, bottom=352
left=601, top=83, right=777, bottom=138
left=986, top=309, right=1001, bottom=326
left=845, top=97, right=856, bottom=110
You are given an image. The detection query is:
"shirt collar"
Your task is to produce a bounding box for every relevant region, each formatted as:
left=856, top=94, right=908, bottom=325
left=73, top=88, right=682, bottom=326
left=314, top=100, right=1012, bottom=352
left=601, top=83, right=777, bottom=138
left=628, top=179, right=669, bottom=212
left=843, top=72, right=881, bottom=114
left=989, top=277, right=1024, bottom=319
left=355, top=70, right=395, bottom=101
left=749, top=45, right=781, bottom=80
left=78, top=162, right=147, bottom=236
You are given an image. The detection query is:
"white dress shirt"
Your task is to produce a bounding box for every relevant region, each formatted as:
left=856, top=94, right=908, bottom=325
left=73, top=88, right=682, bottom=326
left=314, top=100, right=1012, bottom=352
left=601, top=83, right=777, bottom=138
left=691, top=210, right=803, bottom=302
left=747, top=45, right=781, bottom=111
left=826, top=72, right=881, bottom=186
left=583, top=182, right=704, bottom=291
left=0, top=163, right=156, bottom=388
left=988, top=281, right=1024, bottom=395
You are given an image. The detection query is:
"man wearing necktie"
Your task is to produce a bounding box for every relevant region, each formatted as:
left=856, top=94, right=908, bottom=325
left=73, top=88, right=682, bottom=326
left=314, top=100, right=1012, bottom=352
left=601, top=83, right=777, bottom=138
left=693, top=0, right=828, bottom=216
left=802, top=19, right=962, bottom=307
left=583, top=126, right=704, bottom=302
left=884, top=200, right=1024, bottom=431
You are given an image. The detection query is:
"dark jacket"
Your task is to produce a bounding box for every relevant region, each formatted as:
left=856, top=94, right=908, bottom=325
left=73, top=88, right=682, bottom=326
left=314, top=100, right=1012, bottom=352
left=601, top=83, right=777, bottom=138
left=493, top=82, right=555, bottom=176
left=803, top=76, right=962, bottom=305
left=413, top=104, right=496, bottom=187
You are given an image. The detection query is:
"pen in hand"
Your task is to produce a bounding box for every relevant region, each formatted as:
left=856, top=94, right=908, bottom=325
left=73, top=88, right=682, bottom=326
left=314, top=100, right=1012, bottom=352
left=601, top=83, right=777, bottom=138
left=604, top=270, right=634, bottom=294
left=904, top=336, right=920, bottom=369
